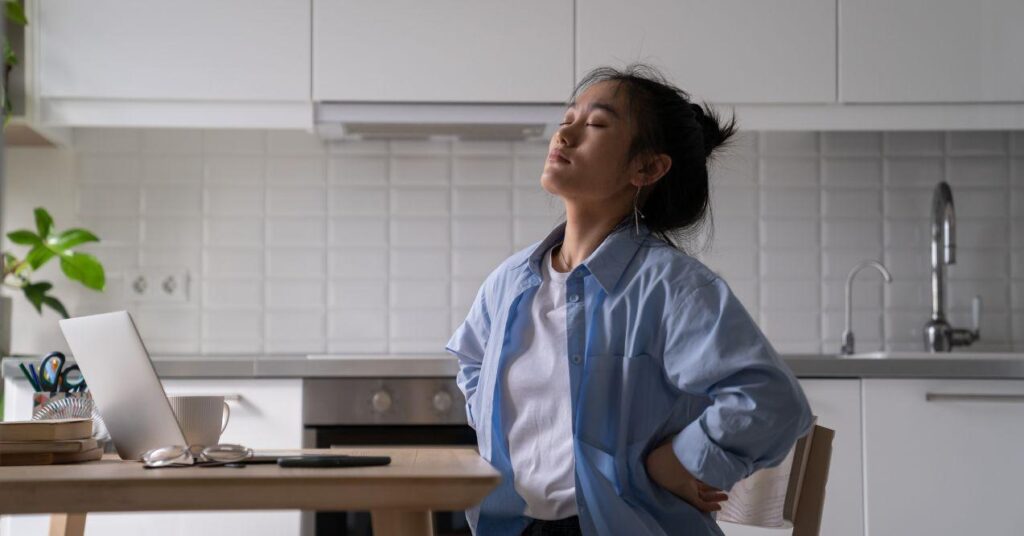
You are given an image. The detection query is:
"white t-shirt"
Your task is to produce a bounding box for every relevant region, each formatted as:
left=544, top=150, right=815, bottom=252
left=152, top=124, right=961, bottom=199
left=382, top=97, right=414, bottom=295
left=504, top=245, right=578, bottom=520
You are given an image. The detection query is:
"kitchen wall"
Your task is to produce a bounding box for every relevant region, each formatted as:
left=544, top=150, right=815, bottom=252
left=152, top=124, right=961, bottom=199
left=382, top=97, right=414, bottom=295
left=4, top=129, right=1023, bottom=356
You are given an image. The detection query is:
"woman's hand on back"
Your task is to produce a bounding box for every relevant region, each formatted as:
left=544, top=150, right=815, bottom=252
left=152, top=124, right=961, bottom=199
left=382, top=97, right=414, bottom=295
left=644, top=441, right=729, bottom=513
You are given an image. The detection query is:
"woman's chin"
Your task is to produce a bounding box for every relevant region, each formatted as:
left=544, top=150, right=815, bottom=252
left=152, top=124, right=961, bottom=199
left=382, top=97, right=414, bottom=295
left=540, top=172, right=571, bottom=197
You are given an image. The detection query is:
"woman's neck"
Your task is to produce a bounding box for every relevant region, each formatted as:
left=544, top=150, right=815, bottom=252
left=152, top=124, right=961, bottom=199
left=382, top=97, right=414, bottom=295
left=554, top=204, right=631, bottom=272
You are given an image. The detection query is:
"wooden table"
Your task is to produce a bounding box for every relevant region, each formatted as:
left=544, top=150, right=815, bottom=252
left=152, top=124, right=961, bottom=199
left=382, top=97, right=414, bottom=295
left=0, top=447, right=500, bottom=536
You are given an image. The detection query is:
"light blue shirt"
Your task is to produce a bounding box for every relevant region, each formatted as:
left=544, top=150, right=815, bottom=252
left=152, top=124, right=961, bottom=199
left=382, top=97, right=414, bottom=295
left=445, top=220, right=813, bottom=536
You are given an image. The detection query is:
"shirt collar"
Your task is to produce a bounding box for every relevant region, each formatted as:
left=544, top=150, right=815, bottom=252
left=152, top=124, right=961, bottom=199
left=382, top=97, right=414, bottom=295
left=517, top=217, right=655, bottom=294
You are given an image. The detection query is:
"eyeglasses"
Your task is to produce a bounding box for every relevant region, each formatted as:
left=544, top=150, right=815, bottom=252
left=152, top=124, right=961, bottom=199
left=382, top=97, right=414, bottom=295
left=142, top=443, right=253, bottom=468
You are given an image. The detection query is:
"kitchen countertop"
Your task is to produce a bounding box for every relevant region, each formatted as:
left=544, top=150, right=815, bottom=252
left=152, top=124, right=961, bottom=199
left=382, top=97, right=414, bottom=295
left=4, top=352, right=1024, bottom=381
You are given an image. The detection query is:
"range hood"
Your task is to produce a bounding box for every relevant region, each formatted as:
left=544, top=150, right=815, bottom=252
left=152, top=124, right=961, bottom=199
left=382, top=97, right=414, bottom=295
left=314, top=102, right=565, bottom=141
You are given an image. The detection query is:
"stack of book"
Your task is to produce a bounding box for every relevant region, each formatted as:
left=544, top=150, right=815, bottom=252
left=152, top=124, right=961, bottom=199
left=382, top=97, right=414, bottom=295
left=0, top=418, right=102, bottom=466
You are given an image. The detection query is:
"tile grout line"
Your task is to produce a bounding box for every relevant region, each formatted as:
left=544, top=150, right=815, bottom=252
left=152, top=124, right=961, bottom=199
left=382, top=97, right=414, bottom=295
left=386, top=141, right=394, bottom=353
left=880, top=132, right=889, bottom=350
left=261, top=131, right=270, bottom=354
left=819, top=131, right=826, bottom=353
left=198, top=131, right=208, bottom=353
left=321, top=143, right=329, bottom=353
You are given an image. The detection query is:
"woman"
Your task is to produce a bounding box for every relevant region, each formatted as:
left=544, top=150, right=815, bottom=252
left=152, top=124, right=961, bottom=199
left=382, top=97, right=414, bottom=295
left=446, top=64, right=813, bottom=536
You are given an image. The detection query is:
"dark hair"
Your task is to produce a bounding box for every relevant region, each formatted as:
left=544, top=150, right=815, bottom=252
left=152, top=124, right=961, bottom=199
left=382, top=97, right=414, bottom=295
left=570, top=63, right=738, bottom=252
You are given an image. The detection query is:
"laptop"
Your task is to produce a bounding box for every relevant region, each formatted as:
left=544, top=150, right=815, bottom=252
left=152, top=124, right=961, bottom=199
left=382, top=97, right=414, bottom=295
left=59, top=310, right=188, bottom=460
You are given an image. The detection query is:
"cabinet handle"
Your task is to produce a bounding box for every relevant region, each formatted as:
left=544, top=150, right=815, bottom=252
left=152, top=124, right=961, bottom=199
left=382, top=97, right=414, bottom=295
left=164, top=393, right=243, bottom=402
left=925, top=393, right=1024, bottom=403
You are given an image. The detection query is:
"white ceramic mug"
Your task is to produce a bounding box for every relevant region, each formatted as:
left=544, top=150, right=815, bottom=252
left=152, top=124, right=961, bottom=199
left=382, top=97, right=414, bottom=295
left=166, top=395, right=230, bottom=448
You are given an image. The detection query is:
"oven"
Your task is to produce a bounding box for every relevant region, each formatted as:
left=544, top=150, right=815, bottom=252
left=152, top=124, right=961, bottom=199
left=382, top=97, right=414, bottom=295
left=302, top=378, right=477, bottom=536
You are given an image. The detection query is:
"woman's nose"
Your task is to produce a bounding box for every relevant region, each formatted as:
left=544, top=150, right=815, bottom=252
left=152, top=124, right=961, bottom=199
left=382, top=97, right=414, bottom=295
left=555, top=123, right=577, bottom=147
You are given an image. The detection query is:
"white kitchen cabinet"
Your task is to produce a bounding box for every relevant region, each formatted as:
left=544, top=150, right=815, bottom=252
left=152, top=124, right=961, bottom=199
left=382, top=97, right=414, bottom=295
left=721, top=379, right=863, bottom=536
left=576, top=0, right=835, bottom=104
left=1, top=377, right=303, bottom=536
left=313, top=0, right=574, bottom=103
left=840, top=0, right=1024, bottom=103
left=36, top=0, right=311, bottom=128
left=863, top=379, right=1024, bottom=535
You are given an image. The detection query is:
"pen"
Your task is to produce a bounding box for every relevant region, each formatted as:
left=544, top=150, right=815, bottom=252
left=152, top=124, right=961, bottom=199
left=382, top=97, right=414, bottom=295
left=18, top=363, right=40, bottom=392
left=27, top=364, right=41, bottom=392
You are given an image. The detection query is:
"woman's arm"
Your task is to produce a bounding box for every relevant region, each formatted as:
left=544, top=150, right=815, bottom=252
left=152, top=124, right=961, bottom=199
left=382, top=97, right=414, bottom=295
left=651, top=277, right=814, bottom=494
left=444, top=274, right=494, bottom=430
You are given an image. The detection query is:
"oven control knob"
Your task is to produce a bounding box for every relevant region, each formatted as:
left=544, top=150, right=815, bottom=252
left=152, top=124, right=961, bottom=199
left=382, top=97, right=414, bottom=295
left=371, top=390, right=392, bottom=413
left=432, top=391, right=453, bottom=413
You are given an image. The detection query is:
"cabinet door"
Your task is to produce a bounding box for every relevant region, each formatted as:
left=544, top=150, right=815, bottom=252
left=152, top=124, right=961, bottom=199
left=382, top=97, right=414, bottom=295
left=840, top=0, right=1024, bottom=102
left=722, top=379, right=863, bottom=536
left=576, top=0, right=835, bottom=104
left=313, top=0, right=574, bottom=102
left=38, top=0, right=310, bottom=101
left=863, top=379, right=1024, bottom=535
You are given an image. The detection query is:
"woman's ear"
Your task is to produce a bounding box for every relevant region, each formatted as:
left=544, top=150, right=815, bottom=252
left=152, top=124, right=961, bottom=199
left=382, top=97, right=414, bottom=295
left=635, top=153, right=672, bottom=187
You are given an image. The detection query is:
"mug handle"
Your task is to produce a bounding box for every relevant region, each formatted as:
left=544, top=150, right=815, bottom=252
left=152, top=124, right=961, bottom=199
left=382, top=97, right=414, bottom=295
left=221, top=401, right=231, bottom=434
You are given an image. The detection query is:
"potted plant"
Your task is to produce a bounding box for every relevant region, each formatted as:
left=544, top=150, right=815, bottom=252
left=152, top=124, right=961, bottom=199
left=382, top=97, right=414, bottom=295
left=2, top=207, right=106, bottom=353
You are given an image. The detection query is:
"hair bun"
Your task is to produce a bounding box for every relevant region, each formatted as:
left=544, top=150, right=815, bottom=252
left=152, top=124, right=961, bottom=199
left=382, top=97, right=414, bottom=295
left=690, top=102, right=732, bottom=158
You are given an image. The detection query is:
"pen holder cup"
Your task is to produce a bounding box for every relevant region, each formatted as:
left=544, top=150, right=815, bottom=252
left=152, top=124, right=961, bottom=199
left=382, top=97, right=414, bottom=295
left=31, top=391, right=111, bottom=449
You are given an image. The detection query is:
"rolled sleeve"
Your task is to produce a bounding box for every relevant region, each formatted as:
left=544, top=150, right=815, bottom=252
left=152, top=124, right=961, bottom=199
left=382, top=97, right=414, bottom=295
left=445, top=271, right=496, bottom=430
left=663, top=277, right=813, bottom=491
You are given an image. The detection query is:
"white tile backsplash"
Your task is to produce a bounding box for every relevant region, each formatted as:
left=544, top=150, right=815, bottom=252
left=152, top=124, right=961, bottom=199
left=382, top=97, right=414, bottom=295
left=391, top=156, right=450, bottom=186
left=266, top=248, right=325, bottom=278
left=761, top=158, right=819, bottom=188
left=204, top=156, right=265, bottom=184
left=884, top=132, right=944, bottom=156
left=452, top=155, right=513, bottom=185
left=821, top=157, right=882, bottom=188
left=143, top=156, right=203, bottom=183
left=203, top=130, right=266, bottom=155
left=205, top=218, right=263, bottom=246
left=8, top=129, right=1024, bottom=356
left=204, top=248, right=264, bottom=277
left=391, top=187, right=450, bottom=216
left=329, top=247, right=388, bottom=278
left=329, top=187, right=389, bottom=215
left=266, top=157, right=327, bottom=184
left=328, top=155, right=389, bottom=185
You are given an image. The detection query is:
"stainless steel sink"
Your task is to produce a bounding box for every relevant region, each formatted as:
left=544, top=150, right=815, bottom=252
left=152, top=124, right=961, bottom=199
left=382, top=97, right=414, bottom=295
left=843, top=351, right=1024, bottom=360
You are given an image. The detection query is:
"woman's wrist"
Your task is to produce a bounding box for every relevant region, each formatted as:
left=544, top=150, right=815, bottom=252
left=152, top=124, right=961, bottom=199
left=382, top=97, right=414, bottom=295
left=644, top=441, right=728, bottom=512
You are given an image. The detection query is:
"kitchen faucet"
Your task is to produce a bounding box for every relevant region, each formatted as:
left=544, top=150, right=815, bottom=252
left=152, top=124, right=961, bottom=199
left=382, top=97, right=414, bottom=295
left=841, top=260, right=892, bottom=355
left=923, top=181, right=981, bottom=352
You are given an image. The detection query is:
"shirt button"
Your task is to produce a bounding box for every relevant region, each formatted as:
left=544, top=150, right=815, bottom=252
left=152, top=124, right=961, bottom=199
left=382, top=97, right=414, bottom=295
left=568, top=294, right=580, bottom=303
left=571, top=354, right=582, bottom=364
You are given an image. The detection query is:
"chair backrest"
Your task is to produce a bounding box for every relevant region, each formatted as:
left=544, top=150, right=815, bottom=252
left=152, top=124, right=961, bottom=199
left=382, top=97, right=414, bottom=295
left=716, top=423, right=835, bottom=536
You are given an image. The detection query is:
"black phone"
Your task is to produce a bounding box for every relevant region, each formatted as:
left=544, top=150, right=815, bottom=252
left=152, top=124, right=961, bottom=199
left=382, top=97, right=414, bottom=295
left=277, top=455, right=392, bottom=468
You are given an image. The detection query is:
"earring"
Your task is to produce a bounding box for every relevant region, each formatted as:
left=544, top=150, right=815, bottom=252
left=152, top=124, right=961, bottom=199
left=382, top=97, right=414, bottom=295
left=633, top=186, right=646, bottom=234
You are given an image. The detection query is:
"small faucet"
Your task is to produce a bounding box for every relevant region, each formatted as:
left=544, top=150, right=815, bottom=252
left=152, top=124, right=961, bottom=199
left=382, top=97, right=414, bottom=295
left=841, top=260, right=892, bottom=355
left=923, top=181, right=981, bottom=352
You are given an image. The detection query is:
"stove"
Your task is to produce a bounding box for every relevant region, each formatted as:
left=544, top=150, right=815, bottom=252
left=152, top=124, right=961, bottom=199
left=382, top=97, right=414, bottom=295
left=302, top=377, right=475, bottom=536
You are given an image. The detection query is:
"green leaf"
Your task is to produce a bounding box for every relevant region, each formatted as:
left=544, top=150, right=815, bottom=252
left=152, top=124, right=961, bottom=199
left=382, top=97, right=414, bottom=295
left=34, top=208, right=53, bottom=238
left=27, top=281, right=52, bottom=293
left=5, top=2, right=28, bottom=26
left=3, top=251, right=18, bottom=269
left=4, top=40, right=16, bottom=67
left=21, top=282, right=49, bottom=313
left=59, top=251, right=105, bottom=290
left=7, top=229, right=41, bottom=245
left=53, top=228, right=99, bottom=251
left=24, top=244, right=55, bottom=270
left=41, top=296, right=69, bottom=319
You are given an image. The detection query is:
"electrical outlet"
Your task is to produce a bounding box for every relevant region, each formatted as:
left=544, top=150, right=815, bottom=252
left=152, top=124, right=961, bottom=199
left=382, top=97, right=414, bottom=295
left=125, top=267, right=190, bottom=303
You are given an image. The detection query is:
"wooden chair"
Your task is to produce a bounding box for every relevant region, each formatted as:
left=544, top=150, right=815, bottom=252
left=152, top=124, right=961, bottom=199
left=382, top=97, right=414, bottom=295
left=717, top=423, right=835, bottom=536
